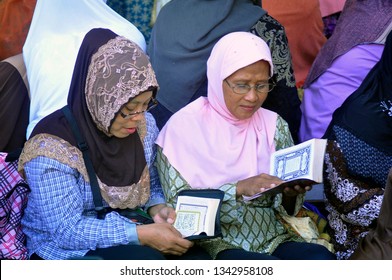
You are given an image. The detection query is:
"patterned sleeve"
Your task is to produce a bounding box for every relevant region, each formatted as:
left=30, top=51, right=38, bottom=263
left=143, top=112, right=166, bottom=209
left=250, top=14, right=302, bottom=144
left=23, top=157, right=138, bottom=251
left=274, top=115, right=294, bottom=150
left=156, top=147, right=242, bottom=225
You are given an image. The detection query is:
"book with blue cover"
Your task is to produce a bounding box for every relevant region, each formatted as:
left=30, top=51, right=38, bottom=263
left=244, top=138, right=327, bottom=201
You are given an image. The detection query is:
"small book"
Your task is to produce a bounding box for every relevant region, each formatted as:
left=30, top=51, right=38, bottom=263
left=173, top=189, right=224, bottom=240
left=244, top=138, right=327, bottom=201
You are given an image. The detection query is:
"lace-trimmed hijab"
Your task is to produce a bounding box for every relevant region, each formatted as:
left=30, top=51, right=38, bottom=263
left=19, top=28, right=158, bottom=209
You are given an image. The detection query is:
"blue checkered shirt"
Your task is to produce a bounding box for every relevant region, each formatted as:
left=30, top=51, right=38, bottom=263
left=21, top=113, right=165, bottom=259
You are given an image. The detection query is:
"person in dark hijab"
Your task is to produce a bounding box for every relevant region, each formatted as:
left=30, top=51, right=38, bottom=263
left=0, top=54, right=30, bottom=153
left=18, top=28, right=197, bottom=260
left=323, top=30, right=392, bottom=260
left=148, top=0, right=301, bottom=143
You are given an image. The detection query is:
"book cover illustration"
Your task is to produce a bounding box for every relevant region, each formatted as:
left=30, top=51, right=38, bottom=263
left=272, top=143, right=311, bottom=181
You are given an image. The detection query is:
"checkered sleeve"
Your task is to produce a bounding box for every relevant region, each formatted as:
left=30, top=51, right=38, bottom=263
left=22, top=156, right=137, bottom=253
left=143, top=113, right=165, bottom=208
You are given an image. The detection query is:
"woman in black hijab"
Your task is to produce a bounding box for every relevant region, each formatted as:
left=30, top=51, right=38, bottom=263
left=323, top=30, right=392, bottom=260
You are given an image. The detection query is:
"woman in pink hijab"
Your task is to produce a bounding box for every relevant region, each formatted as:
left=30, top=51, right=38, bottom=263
left=156, top=32, right=336, bottom=260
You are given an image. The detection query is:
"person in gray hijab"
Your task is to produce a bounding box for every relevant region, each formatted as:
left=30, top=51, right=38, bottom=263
left=148, top=0, right=301, bottom=143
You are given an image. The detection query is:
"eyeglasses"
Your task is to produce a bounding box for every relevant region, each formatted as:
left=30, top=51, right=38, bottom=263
left=225, top=79, right=275, bottom=95
left=119, top=97, right=158, bottom=119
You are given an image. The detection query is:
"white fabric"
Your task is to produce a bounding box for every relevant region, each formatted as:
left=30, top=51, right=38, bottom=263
left=23, top=0, right=146, bottom=138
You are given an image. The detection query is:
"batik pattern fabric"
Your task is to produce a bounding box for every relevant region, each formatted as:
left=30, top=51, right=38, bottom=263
left=250, top=14, right=295, bottom=88
left=156, top=116, right=304, bottom=259
left=323, top=127, right=391, bottom=259
left=250, top=14, right=301, bottom=143
left=107, top=0, right=154, bottom=42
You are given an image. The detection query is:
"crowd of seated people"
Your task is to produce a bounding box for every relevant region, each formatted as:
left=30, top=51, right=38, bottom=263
left=1, top=0, right=391, bottom=260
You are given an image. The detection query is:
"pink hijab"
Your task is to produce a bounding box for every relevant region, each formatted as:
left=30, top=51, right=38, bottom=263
left=156, top=32, right=277, bottom=189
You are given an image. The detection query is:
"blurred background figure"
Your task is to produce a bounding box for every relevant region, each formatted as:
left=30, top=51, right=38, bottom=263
left=23, top=0, right=146, bottom=139
left=263, top=0, right=327, bottom=88
left=299, top=0, right=392, bottom=142
left=0, top=54, right=30, bottom=153
left=0, top=0, right=36, bottom=60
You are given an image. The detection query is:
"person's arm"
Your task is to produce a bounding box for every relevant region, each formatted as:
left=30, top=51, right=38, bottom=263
left=143, top=113, right=166, bottom=208
left=142, top=113, right=176, bottom=223
left=23, top=156, right=139, bottom=250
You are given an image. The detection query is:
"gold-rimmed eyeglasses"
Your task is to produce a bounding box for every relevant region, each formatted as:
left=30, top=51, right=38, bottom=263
left=225, top=79, right=275, bottom=95
left=119, top=97, right=158, bottom=119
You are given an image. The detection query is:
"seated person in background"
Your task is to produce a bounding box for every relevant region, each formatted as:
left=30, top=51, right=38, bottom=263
left=155, top=32, right=336, bottom=260
left=299, top=0, right=392, bottom=142
left=262, top=0, right=327, bottom=88
left=23, top=0, right=146, bottom=139
left=0, top=54, right=30, bottom=153
left=18, top=28, right=201, bottom=260
left=0, top=0, right=36, bottom=61
left=322, top=30, right=392, bottom=260
left=148, top=0, right=301, bottom=143
left=350, top=168, right=392, bottom=260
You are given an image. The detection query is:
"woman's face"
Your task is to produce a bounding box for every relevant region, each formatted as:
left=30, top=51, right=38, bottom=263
left=110, top=91, right=153, bottom=138
left=223, top=60, right=270, bottom=120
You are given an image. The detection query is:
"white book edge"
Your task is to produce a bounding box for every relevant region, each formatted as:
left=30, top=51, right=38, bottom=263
left=243, top=138, right=327, bottom=201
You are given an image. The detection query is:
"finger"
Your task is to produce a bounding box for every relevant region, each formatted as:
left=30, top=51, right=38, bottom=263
left=283, top=187, right=297, bottom=196
left=293, top=185, right=306, bottom=194
left=166, top=208, right=176, bottom=224
left=164, top=240, right=193, bottom=255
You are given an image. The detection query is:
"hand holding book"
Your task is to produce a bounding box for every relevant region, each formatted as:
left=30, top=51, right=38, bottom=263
left=173, top=189, right=224, bottom=240
left=243, top=139, right=327, bottom=201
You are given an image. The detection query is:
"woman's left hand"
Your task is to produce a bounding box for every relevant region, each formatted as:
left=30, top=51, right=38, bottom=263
left=282, top=184, right=312, bottom=197
left=148, top=204, right=176, bottom=224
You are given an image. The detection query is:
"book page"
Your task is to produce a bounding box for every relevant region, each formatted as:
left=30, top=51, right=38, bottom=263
left=270, top=138, right=326, bottom=182
left=174, top=195, right=220, bottom=238
left=243, top=139, right=326, bottom=201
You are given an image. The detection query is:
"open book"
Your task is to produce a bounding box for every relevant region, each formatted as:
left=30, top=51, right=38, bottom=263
left=173, top=189, right=224, bottom=240
left=244, top=138, right=327, bottom=201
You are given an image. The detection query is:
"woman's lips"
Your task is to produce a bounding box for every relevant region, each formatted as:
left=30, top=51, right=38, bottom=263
left=240, top=105, right=255, bottom=111
left=126, top=127, right=137, bottom=134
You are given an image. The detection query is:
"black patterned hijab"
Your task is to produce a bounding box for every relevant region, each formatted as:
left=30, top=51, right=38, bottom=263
left=28, top=28, right=158, bottom=189
left=324, top=30, right=392, bottom=155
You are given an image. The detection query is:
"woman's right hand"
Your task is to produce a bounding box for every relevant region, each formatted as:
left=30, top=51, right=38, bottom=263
left=236, top=173, right=283, bottom=198
left=136, top=223, right=193, bottom=255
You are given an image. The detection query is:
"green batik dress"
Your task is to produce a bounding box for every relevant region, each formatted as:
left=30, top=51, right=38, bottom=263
left=156, top=116, right=304, bottom=259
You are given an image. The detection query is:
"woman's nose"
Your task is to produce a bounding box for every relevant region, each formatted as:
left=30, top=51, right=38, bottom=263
left=244, top=88, right=259, bottom=101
